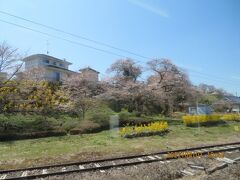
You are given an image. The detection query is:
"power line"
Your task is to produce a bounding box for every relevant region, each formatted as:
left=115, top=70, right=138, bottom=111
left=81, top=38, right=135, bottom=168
left=190, top=74, right=240, bottom=87
left=187, top=69, right=240, bottom=85
left=0, top=10, right=150, bottom=60
left=0, top=18, right=128, bottom=59
left=0, top=17, right=239, bottom=88
left=186, top=69, right=239, bottom=84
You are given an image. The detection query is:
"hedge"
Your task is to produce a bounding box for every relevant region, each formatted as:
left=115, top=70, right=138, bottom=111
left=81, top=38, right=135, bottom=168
left=0, top=130, right=67, bottom=141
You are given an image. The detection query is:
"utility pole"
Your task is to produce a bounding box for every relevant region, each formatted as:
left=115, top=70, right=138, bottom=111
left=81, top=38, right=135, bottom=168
left=196, top=98, right=200, bottom=133
left=46, top=40, right=49, bottom=55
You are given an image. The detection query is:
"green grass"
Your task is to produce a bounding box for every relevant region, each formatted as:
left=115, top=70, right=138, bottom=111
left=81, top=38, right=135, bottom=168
left=0, top=121, right=239, bottom=170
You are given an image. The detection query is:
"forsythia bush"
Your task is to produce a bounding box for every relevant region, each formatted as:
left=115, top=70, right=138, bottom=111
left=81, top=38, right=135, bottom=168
left=119, top=121, right=168, bottom=137
left=0, top=81, right=19, bottom=112
left=222, top=114, right=240, bottom=121
left=182, top=114, right=222, bottom=126
left=182, top=114, right=240, bottom=126
left=0, top=80, right=67, bottom=113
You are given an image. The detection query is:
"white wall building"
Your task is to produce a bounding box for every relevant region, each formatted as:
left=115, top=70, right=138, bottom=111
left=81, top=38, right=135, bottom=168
left=22, top=54, right=76, bottom=81
left=20, top=54, right=99, bottom=82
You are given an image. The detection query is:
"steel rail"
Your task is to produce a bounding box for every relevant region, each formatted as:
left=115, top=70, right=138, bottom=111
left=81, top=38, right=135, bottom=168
left=0, top=141, right=240, bottom=180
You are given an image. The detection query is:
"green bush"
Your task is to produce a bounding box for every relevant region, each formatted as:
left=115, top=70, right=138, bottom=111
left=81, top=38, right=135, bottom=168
left=90, top=112, right=110, bottom=126
left=62, top=120, right=80, bottom=132
left=118, top=111, right=132, bottom=121
left=0, top=113, right=79, bottom=133
left=69, top=120, right=101, bottom=135
left=118, top=111, right=162, bottom=126
left=32, top=118, right=54, bottom=131
left=86, top=103, right=114, bottom=127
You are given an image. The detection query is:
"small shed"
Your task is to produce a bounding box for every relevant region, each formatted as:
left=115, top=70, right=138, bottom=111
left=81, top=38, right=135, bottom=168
left=188, top=104, right=213, bottom=115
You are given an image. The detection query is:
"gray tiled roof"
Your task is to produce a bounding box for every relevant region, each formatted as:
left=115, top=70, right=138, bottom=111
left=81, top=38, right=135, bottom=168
left=224, top=96, right=240, bottom=103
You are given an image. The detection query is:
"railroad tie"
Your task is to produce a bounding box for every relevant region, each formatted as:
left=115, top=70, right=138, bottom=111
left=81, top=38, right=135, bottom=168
left=94, top=163, right=105, bottom=173
left=112, top=161, right=116, bottom=165
left=210, top=148, right=220, bottom=151
left=137, top=158, right=144, bottom=162
left=21, top=171, right=28, bottom=177
left=233, top=157, right=240, bottom=161
left=125, top=159, right=130, bottom=163
left=181, top=170, right=194, bottom=176
left=154, top=155, right=162, bottom=160
left=189, top=165, right=205, bottom=170
left=61, top=167, right=66, bottom=172
left=215, top=157, right=235, bottom=164
left=0, top=174, right=7, bottom=180
left=94, top=163, right=101, bottom=168
left=79, top=165, right=85, bottom=169
left=147, top=156, right=156, bottom=160
left=42, top=169, right=48, bottom=174
left=219, top=146, right=228, bottom=149
left=207, top=163, right=227, bottom=174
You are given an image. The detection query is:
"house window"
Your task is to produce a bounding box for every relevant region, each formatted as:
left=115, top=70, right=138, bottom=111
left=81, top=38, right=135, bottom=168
left=43, top=59, right=49, bottom=64
left=53, top=62, right=57, bottom=66
left=59, top=63, right=63, bottom=67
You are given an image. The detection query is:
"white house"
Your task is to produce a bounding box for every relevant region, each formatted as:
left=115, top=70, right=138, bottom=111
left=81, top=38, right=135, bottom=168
left=20, top=54, right=99, bottom=82
left=22, top=54, right=76, bottom=81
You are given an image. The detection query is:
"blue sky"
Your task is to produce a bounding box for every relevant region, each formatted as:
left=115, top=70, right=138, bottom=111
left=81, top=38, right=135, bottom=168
left=0, top=0, right=240, bottom=95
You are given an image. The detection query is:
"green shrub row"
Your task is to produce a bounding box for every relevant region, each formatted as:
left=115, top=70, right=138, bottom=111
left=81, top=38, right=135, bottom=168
left=0, top=130, right=67, bottom=141
left=0, top=106, right=168, bottom=140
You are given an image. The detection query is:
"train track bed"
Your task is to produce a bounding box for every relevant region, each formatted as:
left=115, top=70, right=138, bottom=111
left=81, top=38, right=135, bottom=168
left=47, top=159, right=186, bottom=180
left=44, top=155, right=240, bottom=180
left=0, top=142, right=240, bottom=180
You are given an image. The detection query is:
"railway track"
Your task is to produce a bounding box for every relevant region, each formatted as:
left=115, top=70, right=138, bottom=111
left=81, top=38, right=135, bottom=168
left=0, top=142, right=240, bottom=180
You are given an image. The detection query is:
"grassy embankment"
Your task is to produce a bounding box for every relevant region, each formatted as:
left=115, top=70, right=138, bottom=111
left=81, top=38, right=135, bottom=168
left=0, top=120, right=239, bottom=170
left=0, top=108, right=177, bottom=140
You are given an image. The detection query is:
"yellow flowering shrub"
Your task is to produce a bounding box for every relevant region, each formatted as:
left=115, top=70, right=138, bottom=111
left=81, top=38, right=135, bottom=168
left=0, top=80, right=67, bottom=113
left=182, top=114, right=221, bottom=126
left=222, top=114, right=240, bottom=121
left=0, top=81, right=19, bottom=112
left=182, top=113, right=240, bottom=126
left=119, top=121, right=168, bottom=137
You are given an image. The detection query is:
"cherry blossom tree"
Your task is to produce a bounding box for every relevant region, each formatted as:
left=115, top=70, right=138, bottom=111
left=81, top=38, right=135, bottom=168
left=62, top=73, right=106, bottom=119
